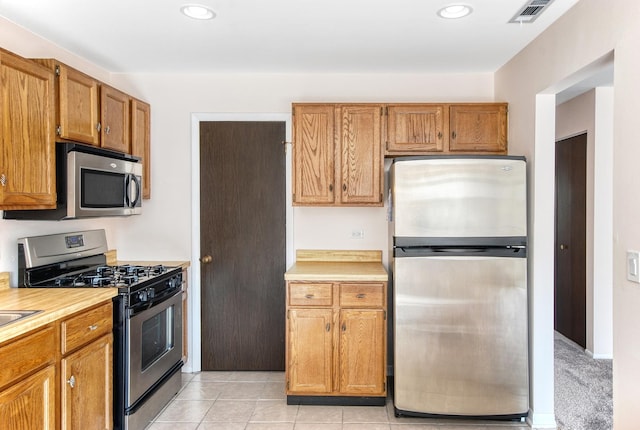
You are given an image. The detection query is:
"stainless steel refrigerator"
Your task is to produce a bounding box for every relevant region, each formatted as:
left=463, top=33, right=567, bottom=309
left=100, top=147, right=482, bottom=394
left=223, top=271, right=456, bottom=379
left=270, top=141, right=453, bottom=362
left=390, top=156, right=529, bottom=419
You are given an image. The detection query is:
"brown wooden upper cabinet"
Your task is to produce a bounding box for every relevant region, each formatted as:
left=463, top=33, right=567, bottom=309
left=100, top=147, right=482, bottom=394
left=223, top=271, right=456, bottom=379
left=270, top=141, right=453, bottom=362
left=35, top=60, right=101, bottom=146
left=36, top=59, right=151, bottom=198
left=386, top=104, right=445, bottom=153
left=385, top=103, right=508, bottom=155
left=37, top=60, right=145, bottom=157
left=292, top=103, right=383, bottom=207
left=448, top=103, right=507, bottom=153
left=131, top=98, right=151, bottom=199
left=100, top=84, right=130, bottom=153
left=0, top=49, right=56, bottom=209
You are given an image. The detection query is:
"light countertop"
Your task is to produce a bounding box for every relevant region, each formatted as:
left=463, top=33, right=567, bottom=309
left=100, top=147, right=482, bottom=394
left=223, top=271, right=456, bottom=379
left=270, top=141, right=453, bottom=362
left=284, top=250, right=387, bottom=282
left=0, top=288, right=118, bottom=344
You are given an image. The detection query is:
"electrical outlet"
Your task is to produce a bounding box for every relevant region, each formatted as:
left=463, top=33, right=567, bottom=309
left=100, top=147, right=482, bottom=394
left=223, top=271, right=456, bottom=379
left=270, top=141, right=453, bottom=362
left=351, top=229, right=364, bottom=239
left=627, top=250, right=640, bottom=283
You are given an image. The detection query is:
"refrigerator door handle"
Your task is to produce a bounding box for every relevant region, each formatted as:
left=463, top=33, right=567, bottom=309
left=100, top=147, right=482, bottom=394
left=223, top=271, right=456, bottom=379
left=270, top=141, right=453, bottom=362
left=396, top=245, right=527, bottom=258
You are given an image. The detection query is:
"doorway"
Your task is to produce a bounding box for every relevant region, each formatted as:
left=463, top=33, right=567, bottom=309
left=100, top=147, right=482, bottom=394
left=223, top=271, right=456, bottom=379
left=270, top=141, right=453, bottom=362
left=199, top=120, right=286, bottom=370
left=554, top=133, right=587, bottom=348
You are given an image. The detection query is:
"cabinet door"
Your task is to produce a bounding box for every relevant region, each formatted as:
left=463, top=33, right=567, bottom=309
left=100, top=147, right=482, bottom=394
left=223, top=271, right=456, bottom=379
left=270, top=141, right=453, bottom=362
left=57, top=64, right=100, bottom=145
left=292, top=104, right=335, bottom=205
left=61, top=334, right=113, bottom=430
left=287, top=308, right=333, bottom=394
left=0, top=365, right=56, bottom=430
left=0, top=51, right=56, bottom=209
left=338, top=105, right=383, bottom=205
left=101, top=85, right=130, bottom=153
left=449, top=104, right=507, bottom=153
left=131, top=98, right=151, bottom=199
left=339, top=309, right=385, bottom=395
left=386, top=104, right=445, bottom=153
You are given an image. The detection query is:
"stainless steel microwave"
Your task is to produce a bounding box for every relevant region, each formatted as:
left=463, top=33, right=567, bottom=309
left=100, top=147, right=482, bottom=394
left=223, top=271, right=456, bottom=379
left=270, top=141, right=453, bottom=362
left=3, top=142, right=142, bottom=220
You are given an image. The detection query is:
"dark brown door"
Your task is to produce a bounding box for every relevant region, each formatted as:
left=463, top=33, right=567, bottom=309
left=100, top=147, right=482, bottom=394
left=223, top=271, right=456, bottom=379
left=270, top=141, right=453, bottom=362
left=554, top=133, right=587, bottom=348
left=200, top=121, right=286, bottom=370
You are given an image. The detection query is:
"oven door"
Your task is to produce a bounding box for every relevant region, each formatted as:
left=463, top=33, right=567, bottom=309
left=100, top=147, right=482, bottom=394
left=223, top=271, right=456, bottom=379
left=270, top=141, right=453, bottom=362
left=126, top=290, right=182, bottom=406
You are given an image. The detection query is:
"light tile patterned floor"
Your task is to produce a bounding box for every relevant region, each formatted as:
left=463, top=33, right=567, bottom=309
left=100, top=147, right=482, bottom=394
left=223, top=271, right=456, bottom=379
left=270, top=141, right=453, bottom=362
left=147, top=372, right=530, bottom=430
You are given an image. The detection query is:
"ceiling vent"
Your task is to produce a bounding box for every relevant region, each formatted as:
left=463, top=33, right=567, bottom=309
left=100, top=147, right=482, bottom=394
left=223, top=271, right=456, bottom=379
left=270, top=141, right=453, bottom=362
left=509, top=0, right=555, bottom=23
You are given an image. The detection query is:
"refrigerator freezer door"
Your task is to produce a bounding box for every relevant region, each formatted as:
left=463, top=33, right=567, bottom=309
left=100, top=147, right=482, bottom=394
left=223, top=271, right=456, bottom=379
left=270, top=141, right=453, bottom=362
left=393, top=255, right=529, bottom=417
left=391, top=157, right=526, bottom=239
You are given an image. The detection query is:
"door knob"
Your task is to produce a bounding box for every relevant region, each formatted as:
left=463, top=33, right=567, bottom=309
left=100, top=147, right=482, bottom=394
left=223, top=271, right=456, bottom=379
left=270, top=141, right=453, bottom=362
left=200, top=255, right=213, bottom=264
left=560, top=244, right=569, bottom=250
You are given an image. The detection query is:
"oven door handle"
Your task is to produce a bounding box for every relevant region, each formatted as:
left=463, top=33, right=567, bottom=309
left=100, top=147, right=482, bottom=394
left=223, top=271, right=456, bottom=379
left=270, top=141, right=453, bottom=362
left=128, top=287, right=181, bottom=317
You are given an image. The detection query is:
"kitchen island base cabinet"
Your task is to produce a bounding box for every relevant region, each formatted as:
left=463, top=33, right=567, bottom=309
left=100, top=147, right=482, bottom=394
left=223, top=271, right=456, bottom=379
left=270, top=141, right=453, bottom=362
left=285, top=282, right=387, bottom=406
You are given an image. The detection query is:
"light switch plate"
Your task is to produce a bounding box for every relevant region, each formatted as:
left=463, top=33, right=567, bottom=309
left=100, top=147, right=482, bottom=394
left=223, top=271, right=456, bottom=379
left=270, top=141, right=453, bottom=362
left=627, top=250, right=640, bottom=283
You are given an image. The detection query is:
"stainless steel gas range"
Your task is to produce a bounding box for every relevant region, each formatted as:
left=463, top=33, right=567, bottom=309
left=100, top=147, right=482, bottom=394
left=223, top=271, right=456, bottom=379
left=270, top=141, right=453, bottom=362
left=18, top=229, right=183, bottom=430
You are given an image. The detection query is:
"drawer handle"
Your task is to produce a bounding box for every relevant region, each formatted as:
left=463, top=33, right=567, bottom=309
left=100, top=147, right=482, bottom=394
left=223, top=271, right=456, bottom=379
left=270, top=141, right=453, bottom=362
left=67, top=375, right=76, bottom=388
left=326, top=323, right=330, bottom=332
left=356, top=293, right=366, bottom=299
left=305, top=294, right=314, bottom=299
left=88, top=324, right=98, bottom=331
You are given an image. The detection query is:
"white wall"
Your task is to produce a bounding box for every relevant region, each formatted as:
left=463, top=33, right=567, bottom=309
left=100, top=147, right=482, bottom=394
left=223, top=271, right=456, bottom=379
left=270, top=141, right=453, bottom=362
left=555, top=89, right=613, bottom=359
left=496, top=0, right=640, bottom=427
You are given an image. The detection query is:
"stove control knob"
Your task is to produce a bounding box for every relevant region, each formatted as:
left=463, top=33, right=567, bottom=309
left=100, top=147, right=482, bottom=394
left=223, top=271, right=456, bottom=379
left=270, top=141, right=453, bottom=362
left=168, top=276, right=179, bottom=290
left=138, top=289, right=148, bottom=302
left=148, top=287, right=155, bottom=299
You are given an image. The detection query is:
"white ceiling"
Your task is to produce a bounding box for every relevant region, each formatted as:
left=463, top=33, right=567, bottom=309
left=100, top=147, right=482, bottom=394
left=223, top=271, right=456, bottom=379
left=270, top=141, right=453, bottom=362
left=0, top=0, right=581, bottom=74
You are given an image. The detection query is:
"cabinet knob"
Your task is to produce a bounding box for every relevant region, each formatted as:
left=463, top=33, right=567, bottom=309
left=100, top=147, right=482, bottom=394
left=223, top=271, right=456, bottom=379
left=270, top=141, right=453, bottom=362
left=342, top=322, right=346, bottom=332
left=326, top=323, right=330, bottom=332
left=329, top=184, right=333, bottom=192
left=88, top=324, right=98, bottom=331
left=356, top=293, right=366, bottom=299
left=0, top=174, right=5, bottom=187
left=452, top=131, right=457, bottom=139
left=105, top=125, right=111, bottom=135
left=305, top=294, right=314, bottom=299
left=438, top=131, right=443, bottom=139
left=67, top=375, right=76, bottom=388
left=96, top=122, right=101, bottom=132
left=342, top=184, right=347, bottom=192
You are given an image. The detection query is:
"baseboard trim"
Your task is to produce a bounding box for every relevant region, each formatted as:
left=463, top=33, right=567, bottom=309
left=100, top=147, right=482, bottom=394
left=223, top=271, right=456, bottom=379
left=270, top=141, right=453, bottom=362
left=527, top=410, right=557, bottom=429
left=586, top=349, right=613, bottom=360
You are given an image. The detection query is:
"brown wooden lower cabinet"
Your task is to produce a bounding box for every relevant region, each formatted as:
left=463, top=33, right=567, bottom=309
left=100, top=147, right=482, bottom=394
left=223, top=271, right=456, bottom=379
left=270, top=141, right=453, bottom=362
left=286, top=281, right=387, bottom=405
left=0, top=365, right=56, bottom=429
left=61, top=333, right=112, bottom=430
left=0, top=300, right=114, bottom=429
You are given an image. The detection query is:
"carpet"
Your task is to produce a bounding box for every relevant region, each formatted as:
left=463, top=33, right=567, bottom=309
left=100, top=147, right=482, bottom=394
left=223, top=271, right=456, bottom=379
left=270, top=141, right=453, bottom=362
left=554, top=335, right=613, bottom=430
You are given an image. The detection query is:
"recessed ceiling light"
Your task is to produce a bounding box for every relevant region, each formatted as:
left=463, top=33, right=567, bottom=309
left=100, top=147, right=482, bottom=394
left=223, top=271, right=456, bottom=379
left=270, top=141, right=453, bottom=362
left=181, top=4, right=216, bottom=20
left=437, top=4, right=473, bottom=19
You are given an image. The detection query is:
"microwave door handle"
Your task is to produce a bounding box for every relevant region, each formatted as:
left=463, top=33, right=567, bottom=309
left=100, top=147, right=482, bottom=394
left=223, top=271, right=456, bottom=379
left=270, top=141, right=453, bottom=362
left=125, top=175, right=131, bottom=207
left=128, top=174, right=141, bottom=207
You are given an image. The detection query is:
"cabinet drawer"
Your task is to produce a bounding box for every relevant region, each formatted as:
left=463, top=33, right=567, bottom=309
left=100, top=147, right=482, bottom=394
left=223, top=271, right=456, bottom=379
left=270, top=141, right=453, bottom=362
left=340, top=284, right=385, bottom=307
left=289, top=283, right=333, bottom=306
left=0, top=325, right=56, bottom=389
left=61, top=302, right=112, bottom=355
